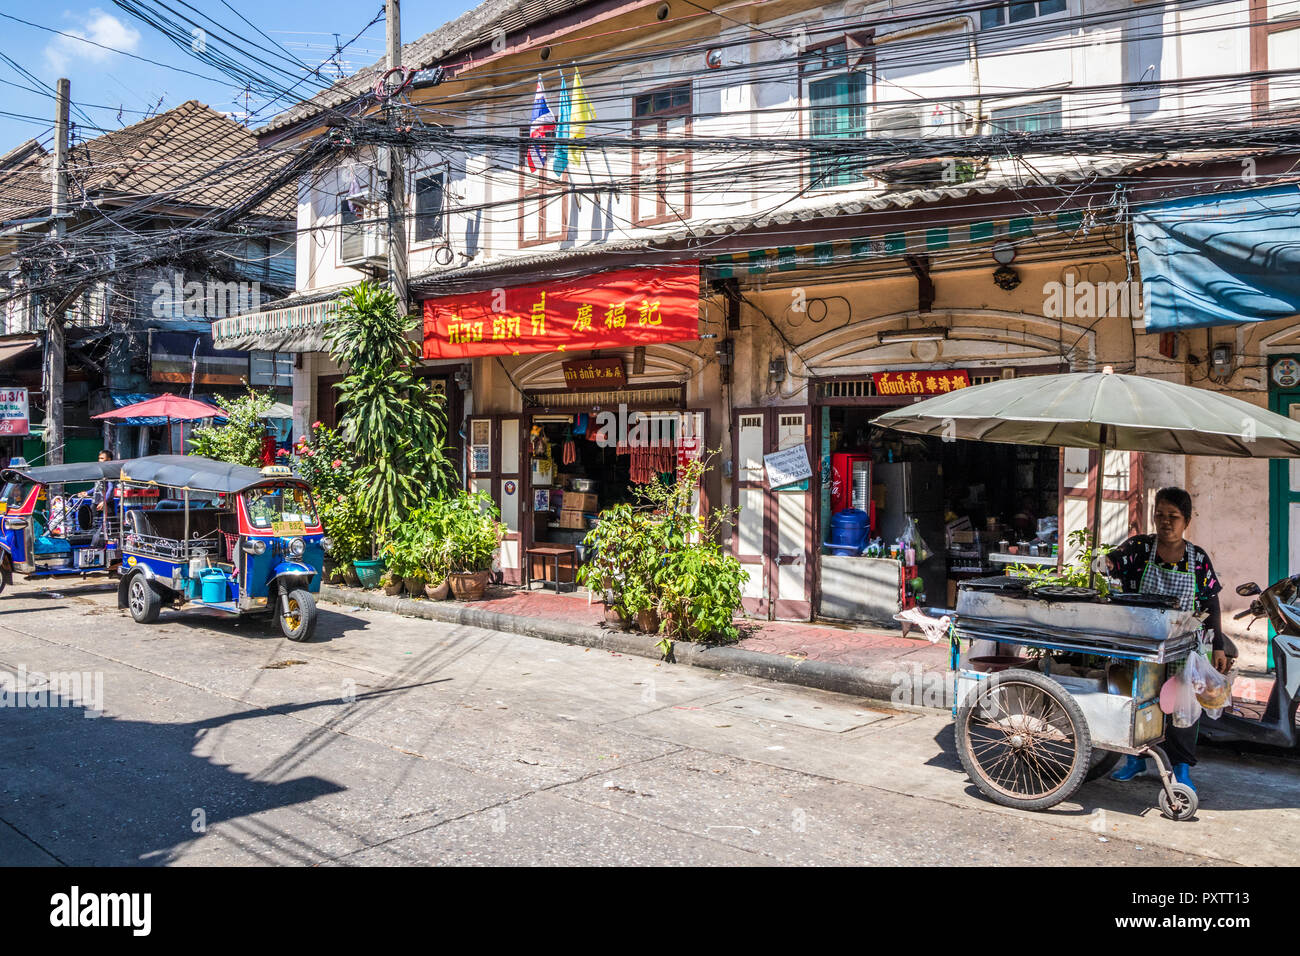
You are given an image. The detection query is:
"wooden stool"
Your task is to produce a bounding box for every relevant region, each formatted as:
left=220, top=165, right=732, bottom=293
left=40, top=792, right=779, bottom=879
left=525, top=545, right=578, bottom=593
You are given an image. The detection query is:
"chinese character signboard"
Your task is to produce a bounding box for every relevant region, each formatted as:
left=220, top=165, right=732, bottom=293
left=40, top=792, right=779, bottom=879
left=422, top=264, right=700, bottom=359
left=872, top=370, right=971, bottom=396
left=562, top=358, right=626, bottom=391
left=0, top=388, right=29, bottom=436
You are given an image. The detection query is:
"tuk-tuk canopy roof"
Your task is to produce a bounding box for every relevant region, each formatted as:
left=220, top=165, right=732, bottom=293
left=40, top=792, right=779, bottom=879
left=117, top=455, right=304, bottom=494
left=1, top=459, right=123, bottom=487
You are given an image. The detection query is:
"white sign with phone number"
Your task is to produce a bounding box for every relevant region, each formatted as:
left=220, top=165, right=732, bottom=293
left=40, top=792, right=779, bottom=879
left=764, top=445, right=812, bottom=488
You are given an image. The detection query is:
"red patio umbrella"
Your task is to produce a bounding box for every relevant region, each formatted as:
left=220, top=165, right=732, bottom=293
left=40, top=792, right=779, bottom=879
left=94, top=394, right=224, bottom=454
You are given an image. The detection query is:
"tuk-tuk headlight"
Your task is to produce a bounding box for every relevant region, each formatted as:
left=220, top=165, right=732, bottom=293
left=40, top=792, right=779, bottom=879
left=288, top=537, right=305, bottom=558
left=243, top=537, right=267, bottom=556
left=321, top=535, right=334, bottom=554
left=6, top=518, right=27, bottom=529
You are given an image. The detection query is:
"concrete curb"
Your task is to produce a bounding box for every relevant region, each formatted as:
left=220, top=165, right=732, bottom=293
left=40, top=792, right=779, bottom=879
left=320, top=584, right=947, bottom=708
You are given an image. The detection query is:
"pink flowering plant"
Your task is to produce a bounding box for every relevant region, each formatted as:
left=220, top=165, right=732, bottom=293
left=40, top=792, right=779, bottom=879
left=292, top=422, right=353, bottom=499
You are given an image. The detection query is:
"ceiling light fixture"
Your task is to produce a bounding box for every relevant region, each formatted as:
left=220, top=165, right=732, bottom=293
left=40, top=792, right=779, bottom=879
left=878, top=327, right=948, bottom=344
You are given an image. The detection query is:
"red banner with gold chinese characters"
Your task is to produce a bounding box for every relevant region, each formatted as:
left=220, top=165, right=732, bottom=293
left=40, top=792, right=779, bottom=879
left=422, top=264, right=700, bottom=358
left=873, top=369, right=971, bottom=397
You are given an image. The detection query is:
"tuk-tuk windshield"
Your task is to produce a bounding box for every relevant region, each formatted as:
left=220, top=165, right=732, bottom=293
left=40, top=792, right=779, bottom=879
left=1, top=481, right=27, bottom=509
left=243, top=484, right=319, bottom=531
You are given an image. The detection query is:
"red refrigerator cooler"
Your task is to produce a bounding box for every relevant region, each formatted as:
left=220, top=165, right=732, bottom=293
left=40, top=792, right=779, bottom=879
left=830, top=453, right=872, bottom=517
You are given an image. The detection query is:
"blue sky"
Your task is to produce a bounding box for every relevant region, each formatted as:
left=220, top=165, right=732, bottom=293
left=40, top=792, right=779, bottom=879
left=0, top=1, right=479, bottom=148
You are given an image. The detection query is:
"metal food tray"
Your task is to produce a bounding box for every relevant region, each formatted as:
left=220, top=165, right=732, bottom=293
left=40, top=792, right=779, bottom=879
left=953, top=612, right=1199, bottom=663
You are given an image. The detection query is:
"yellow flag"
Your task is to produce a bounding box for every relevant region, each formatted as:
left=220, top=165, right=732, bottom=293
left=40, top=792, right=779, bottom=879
left=570, top=68, right=596, bottom=167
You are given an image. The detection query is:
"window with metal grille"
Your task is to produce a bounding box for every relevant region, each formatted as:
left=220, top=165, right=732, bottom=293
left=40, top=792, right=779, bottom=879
left=525, top=385, right=685, bottom=408
left=990, top=98, right=1063, bottom=133
left=815, top=378, right=877, bottom=399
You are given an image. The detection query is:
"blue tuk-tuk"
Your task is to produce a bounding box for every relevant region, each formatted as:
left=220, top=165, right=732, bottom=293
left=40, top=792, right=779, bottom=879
left=0, top=458, right=126, bottom=590
left=114, top=455, right=326, bottom=641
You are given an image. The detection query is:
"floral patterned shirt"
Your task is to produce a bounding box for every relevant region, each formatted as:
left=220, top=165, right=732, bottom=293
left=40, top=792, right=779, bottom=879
left=1109, top=534, right=1224, bottom=648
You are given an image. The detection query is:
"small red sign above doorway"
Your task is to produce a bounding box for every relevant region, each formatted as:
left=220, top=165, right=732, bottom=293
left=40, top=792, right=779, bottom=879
left=562, top=358, right=627, bottom=391
left=873, top=369, right=971, bottom=396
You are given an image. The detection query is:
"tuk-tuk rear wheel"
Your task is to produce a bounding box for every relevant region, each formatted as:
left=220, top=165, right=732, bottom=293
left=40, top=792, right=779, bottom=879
left=128, top=574, right=161, bottom=624
left=279, top=588, right=316, bottom=642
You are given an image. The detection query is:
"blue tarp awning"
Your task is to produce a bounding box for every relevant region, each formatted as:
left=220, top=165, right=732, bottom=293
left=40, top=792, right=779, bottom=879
left=1134, top=185, right=1300, bottom=332
left=109, top=392, right=225, bottom=426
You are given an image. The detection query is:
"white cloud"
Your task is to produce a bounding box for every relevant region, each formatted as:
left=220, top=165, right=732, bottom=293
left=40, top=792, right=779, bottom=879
left=45, top=9, right=142, bottom=74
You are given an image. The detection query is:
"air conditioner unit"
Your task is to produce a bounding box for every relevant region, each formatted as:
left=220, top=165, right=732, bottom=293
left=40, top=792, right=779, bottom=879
left=340, top=222, right=387, bottom=269
left=872, top=102, right=966, bottom=138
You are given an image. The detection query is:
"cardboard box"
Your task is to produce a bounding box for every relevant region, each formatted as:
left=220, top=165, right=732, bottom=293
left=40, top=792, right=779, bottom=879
left=564, top=491, right=598, bottom=512
left=558, top=509, right=586, bottom=529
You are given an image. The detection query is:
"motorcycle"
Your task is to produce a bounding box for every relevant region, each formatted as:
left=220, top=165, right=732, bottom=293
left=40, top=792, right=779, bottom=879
left=1198, top=576, right=1300, bottom=751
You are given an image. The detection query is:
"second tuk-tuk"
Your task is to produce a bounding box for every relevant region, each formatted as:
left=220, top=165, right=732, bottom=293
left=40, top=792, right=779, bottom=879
left=0, top=458, right=126, bottom=589
left=114, top=455, right=326, bottom=641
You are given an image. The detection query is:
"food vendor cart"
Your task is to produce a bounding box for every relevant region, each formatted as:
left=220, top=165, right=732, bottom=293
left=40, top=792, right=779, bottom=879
left=939, top=578, right=1201, bottom=819
left=876, top=367, right=1300, bottom=822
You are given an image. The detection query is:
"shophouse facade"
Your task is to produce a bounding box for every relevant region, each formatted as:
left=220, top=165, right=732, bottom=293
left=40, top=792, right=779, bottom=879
left=217, top=0, right=1300, bottom=637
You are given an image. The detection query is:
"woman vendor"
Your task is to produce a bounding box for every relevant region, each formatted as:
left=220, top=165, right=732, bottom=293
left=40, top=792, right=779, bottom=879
left=1106, top=487, right=1235, bottom=793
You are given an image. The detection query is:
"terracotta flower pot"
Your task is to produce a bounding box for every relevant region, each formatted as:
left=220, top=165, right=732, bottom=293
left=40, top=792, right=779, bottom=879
left=635, top=609, right=660, bottom=634
left=404, top=577, right=426, bottom=597
left=425, top=579, right=450, bottom=601
left=604, top=605, right=628, bottom=627
left=344, top=565, right=361, bottom=588
left=448, top=569, right=490, bottom=601
left=382, top=580, right=404, bottom=596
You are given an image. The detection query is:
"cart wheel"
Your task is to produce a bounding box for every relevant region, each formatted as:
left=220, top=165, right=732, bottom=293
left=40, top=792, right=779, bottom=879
left=956, top=669, right=1092, bottom=811
left=1085, top=750, right=1122, bottom=782
left=1158, top=783, right=1198, bottom=821
left=279, top=589, right=316, bottom=642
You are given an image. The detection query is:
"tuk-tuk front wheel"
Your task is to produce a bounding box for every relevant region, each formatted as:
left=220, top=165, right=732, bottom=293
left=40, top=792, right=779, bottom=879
left=278, top=588, right=316, bottom=642
left=128, top=575, right=162, bottom=624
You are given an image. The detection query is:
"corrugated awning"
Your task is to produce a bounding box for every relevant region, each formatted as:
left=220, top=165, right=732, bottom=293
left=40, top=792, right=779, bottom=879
left=212, top=298, right=339, bottom=352
left=0, top=336, right=39, bottom=366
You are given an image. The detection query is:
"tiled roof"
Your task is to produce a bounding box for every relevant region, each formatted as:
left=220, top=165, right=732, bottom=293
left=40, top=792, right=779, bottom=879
left=258, top=0, right=596, bottom=135
left=0, top=100, right=291, bottom=224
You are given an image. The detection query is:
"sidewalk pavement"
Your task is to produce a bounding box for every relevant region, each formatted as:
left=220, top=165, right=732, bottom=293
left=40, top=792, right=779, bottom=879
left=319, top=583, right=1274, bottom=710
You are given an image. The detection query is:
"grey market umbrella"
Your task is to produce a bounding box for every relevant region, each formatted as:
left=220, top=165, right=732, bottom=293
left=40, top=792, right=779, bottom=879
left=873, top=367, right=1300, bottom=582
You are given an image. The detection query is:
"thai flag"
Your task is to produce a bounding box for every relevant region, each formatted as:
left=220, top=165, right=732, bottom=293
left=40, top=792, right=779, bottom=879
left=528, top=79, right=556, bottom=173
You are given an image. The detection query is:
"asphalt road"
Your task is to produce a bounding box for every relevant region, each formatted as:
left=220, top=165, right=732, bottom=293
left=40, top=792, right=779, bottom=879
left=0, top=578, right=1294, bottom=866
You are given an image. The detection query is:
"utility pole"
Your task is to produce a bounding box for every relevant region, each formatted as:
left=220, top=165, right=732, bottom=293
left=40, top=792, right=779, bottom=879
left=385, top=0, right=409, bottom=309
left=44, top=77, right=69, bottom=468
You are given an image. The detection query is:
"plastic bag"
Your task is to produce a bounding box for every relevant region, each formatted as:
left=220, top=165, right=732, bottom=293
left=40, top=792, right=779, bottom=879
left=1158, top=667, right=1202, bottom=729
left=903, top=517, right=934, bottom=564
left=895, top=607, right=951, bottom=644
left=1188, top=647, right=1232, bottom=719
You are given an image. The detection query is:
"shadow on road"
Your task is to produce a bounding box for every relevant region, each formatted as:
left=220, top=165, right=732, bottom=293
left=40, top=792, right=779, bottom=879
left=0, top=679, right=446, bottom=866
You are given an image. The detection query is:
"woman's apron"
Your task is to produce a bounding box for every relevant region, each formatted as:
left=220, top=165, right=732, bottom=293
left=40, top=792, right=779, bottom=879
left=1139, top=550, right=1208, bottom=667
left=1138, top=553, right=1196, bottom=613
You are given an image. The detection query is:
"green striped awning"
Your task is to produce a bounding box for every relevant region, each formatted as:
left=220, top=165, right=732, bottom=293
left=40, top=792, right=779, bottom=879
left=212, top=298, right=339, bottom=353
left=707, top=211, right=1085, bottom=279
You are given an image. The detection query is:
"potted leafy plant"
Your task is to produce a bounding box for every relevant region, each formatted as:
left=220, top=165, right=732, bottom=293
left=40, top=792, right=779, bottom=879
left=379, top=570, right=403, bottom=596
left=577, top=455, right=746, bottom=643
left=443, top=491, right=503, bottom=600
left=424, top=547, right=452, bottom=600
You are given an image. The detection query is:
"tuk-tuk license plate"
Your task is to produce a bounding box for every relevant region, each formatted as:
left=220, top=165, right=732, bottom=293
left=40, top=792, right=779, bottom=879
left=272, top=520, right=305, bottom=535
